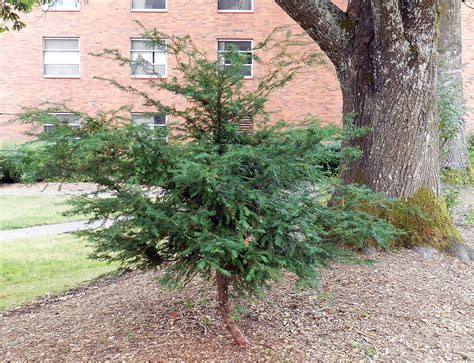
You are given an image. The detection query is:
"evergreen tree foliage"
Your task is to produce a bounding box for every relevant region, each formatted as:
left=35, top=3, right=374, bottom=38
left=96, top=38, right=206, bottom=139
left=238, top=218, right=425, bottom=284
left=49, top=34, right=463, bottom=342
left=19, top=28, right=401, bottom=346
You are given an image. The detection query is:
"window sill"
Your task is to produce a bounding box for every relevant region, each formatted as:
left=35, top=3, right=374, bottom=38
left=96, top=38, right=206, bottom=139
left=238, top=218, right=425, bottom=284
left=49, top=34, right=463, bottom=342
left=131, top=76, right=167, bottom=79
left=217, top=10, right=254, bottom=14
left=43, top=76, right=81, bottom=79
left=131, top=9, right=168, bottom=13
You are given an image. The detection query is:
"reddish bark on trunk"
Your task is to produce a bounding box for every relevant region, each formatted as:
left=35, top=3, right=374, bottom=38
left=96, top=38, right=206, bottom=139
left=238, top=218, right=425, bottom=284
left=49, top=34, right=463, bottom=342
left=216, top=272, right=248, bottom=347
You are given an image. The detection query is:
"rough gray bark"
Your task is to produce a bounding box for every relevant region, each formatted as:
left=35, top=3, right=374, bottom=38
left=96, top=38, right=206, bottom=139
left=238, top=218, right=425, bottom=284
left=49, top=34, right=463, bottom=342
left=275, top=0, right=471, bottom=258
left=275, top=0, right=441, bottom=199
left=442, top=130, right=470, bottom=170
left=438, top=0, right=470, bottom=170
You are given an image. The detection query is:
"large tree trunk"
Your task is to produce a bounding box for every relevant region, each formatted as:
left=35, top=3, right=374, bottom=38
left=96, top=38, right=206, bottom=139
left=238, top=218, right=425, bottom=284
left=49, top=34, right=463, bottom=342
left=275, top=0, right=442, bottom=197
left=438, top=0, right=470, bottom=171
left=339, top=16, right=440, bottom=198
left=275, top=0, right=468, bottom=255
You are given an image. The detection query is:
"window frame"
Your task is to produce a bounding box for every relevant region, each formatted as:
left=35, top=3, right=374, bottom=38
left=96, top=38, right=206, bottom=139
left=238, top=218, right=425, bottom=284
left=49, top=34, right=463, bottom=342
left=130, top=38, right=168, bottom=79
left=131, top=113, right=168, bottom=130
left=130, top=0, right=167, bottom=12
left=217, top=39, right=254, bottom=78
left=44, top=112, right=81, bottom=132
left=217, top=0, right=254, bottom=12
left=41, top=0, right=80, bottom=12
left=43, top=37, right=80, bottom=79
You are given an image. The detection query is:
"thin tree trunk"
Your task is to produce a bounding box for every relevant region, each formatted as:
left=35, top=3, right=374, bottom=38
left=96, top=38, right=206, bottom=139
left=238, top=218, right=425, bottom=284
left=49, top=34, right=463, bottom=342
left=438, top=0, right=470, bottom=170
left=442, top=131, right=469, bottom=170
left=216, top=272, right=248, bottom=347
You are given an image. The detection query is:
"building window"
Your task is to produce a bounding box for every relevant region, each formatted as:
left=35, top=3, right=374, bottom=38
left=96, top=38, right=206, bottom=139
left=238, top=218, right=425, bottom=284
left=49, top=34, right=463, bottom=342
left=42, top=0, right=80, bottom=11
left=131, top=39, right=167, bottom=78
left=44, top=113, right=80, bottom=132
left=218, top=0, right=253, bottom=11
left=238, top=118, right=254, bottom=132
left=132, top=113, right=167, bottom=129
left=131, top=0, right=166, bottom=11
left=217, top=40, right=253, bottom=77
left=43, top=38, right=80, bottom=78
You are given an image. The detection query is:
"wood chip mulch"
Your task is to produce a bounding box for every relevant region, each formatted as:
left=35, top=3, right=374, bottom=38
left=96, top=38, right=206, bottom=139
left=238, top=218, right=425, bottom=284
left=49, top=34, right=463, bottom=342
left=1, top=185, right=473, bottom=360
left=1, top=247, right=472, bottom=361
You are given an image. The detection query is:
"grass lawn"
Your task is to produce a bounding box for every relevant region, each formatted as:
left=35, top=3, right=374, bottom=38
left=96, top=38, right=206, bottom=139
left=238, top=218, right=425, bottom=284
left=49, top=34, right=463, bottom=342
left=0, top=195, right=87, bottom=230
left=0, top=234, right=116, bottom=310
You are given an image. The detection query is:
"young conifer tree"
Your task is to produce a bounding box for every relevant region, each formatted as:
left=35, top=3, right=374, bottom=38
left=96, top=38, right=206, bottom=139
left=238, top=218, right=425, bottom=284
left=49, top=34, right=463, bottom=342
left=20, top=28, right=400, bottom=346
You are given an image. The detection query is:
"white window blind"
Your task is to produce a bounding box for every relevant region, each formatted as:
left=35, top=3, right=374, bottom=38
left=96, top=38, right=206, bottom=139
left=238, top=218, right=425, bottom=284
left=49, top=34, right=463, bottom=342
left=44, top=113, right=81, bottom=132
left=43, top=38, right=80, bottom=77
left=132, top=113, right=167, bottom=129
left=217, top=40, right=253, bottom=77
left=131, top=0, right=166, bottom=11
left=218, top=0, right=253, bottom=11
left=131, top=39, right=167, bottom=77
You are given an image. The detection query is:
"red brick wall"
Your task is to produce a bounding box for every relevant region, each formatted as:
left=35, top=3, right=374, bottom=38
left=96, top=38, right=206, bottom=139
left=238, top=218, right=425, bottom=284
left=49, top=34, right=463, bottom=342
left=0, top=0, right=344, bottom=141
left=0, top=0, right=472, bottom=141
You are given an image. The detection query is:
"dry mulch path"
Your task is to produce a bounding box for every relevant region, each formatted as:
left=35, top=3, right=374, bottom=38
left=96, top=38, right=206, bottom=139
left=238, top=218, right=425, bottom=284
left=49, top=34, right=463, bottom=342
left=1, top=249, right=472, bottom=361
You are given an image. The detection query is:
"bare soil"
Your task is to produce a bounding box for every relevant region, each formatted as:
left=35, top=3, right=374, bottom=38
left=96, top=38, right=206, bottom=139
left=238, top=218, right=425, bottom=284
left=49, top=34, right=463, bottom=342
left=0, top=186, right=473, bottom=361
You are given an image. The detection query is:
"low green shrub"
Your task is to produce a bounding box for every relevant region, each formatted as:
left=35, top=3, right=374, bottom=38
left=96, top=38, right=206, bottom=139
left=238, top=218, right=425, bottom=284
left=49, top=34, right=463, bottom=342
left=0, top=142, right=49, bottom=183
left=442, top=186, right=461, bottom=217
left=441, top=168, right=473, bottom=186
left=0, top=142, right=26, bottom=183
left=440, top=134, right=474, bottom=187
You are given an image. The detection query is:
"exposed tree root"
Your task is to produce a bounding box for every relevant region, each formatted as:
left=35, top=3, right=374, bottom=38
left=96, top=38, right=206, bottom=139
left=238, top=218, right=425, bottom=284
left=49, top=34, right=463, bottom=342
left=445, top=241, right=474, bottom=262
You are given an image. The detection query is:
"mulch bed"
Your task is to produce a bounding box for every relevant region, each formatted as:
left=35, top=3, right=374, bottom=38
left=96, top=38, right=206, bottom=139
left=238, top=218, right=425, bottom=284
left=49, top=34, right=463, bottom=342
left=1, top=248, right=472, bottom=360
left=1, top=184, right=473, bottom=360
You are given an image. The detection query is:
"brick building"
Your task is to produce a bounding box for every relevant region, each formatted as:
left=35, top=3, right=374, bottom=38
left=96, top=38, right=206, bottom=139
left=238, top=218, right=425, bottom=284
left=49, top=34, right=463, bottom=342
left=0, top=0, right=473, bottom=141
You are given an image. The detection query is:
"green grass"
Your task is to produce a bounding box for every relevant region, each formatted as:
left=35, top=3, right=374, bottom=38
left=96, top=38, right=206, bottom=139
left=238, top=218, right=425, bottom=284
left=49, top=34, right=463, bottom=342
left=0, top=195, right=87, bottom=230
left=0, top=234, right=116, bottom=310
